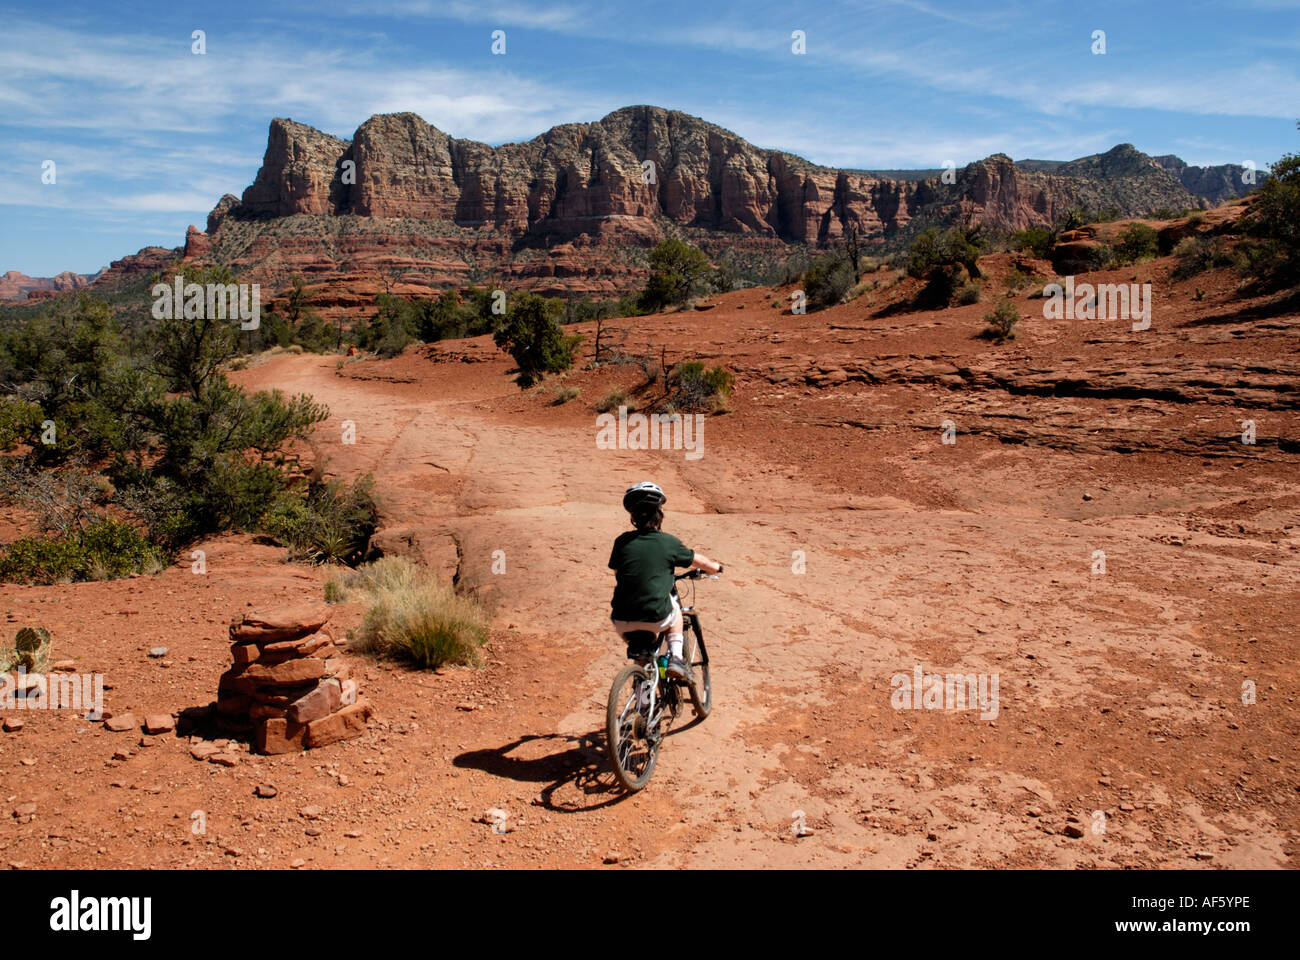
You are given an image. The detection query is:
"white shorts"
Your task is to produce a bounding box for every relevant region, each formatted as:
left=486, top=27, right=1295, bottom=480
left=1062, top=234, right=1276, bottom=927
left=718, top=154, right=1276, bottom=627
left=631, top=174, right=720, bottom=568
left=610, top=593, right=681, bottom=639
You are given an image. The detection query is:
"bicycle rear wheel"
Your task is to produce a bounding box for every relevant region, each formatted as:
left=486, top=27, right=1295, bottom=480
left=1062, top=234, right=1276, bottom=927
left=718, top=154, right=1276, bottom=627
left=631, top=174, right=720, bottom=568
left=607, top=663, right=661, bottom=792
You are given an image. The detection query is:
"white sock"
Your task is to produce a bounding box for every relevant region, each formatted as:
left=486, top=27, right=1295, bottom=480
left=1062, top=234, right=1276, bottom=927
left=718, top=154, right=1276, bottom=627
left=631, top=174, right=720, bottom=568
left=668, top=633, right=684, bottom=660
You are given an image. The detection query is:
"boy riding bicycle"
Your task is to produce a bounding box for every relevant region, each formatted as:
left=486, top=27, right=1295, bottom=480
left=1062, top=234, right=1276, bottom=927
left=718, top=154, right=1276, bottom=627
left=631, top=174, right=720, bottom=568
left=609, top=482, right=723, bottom=681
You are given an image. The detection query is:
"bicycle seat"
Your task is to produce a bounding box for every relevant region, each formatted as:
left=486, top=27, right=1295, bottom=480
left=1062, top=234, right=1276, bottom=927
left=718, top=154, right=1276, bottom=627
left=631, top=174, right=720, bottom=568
left=623, top=630, right=660, bottom=661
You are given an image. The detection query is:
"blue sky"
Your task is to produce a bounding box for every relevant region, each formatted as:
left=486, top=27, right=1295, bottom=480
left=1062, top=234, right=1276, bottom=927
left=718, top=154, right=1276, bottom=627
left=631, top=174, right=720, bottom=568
left=2, top=0, right=1297, bottom=277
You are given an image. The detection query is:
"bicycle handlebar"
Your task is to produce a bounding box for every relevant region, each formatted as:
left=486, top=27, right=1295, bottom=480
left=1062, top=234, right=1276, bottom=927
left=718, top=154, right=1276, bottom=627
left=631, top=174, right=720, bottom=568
left=676, top=567, right=723, bottom=581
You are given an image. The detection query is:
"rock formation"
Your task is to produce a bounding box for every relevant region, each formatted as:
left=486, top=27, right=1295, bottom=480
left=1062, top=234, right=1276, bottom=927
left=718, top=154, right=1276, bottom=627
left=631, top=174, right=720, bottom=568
left=46, top=106, right=1256, bottom=316
left=178, top=107, right=1208, bottom=302
left=218, top=603, right=372, bottom=754
left=0, top=269, right=100, bottom=302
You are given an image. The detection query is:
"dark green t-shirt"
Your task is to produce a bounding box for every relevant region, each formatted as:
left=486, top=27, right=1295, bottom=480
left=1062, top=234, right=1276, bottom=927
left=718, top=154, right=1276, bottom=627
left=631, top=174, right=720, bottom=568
left=608, top=530, right=695, bottom=622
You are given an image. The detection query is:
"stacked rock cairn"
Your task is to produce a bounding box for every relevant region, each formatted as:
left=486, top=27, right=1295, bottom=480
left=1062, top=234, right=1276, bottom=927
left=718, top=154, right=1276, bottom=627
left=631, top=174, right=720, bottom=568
left=217, top=603, right=372, bottom=754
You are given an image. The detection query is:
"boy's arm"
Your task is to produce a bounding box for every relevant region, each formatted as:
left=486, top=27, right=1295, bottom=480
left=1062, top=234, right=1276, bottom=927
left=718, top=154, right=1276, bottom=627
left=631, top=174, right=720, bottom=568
left=690, top=552, right=723, bottom=575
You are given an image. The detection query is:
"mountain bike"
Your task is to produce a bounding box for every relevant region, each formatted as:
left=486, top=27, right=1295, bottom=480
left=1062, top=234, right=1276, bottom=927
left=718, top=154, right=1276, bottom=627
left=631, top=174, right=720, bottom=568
left=606, top=569, right=716, bottom=792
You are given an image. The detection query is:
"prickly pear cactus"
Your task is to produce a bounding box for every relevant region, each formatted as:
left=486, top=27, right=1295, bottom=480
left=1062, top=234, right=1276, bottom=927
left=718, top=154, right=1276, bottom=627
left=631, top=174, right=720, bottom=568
left=5, top=626, right=51, bottom=673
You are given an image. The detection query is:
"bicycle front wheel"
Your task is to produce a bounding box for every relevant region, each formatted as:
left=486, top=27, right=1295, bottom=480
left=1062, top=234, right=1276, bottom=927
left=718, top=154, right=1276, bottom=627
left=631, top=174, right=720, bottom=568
left=607, top=664, right=660, bottom=792
left=685, top=619, right=712, bottom=719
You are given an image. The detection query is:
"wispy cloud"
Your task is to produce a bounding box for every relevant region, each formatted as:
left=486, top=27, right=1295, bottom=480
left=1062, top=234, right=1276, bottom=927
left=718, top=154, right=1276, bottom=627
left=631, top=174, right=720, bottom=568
left=0, top=19, right=610, bottom=142
left=2, top=0, right=1295, bottom=276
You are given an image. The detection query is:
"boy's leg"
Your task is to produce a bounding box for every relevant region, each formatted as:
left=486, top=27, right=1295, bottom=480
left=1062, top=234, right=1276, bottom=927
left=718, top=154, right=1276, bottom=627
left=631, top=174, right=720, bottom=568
left=665, top=596, right=688, bottom=675
left=666, top=607, right=684, bottom=660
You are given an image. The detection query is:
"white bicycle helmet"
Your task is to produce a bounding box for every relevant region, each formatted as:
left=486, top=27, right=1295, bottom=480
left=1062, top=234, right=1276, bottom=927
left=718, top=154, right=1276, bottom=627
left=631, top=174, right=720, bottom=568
left=623, top=481, right=666, bottom=513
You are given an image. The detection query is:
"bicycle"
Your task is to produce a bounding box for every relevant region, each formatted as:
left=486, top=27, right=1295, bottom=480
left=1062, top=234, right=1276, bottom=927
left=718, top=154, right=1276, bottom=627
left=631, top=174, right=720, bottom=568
left=606, top=568, right=717, bottom=792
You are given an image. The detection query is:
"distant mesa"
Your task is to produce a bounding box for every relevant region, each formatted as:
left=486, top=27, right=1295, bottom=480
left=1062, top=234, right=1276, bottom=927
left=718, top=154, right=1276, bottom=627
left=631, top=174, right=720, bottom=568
left=8, top=106, right=1262, bottom=306
left=0, top=269, right=102, bottom=302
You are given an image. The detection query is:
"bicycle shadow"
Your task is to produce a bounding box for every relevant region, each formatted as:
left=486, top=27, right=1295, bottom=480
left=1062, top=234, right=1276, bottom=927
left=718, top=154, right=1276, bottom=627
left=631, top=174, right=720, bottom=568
left=454, top=731, right=628, bottom=812
left=454, top=713, right=707, bottom=813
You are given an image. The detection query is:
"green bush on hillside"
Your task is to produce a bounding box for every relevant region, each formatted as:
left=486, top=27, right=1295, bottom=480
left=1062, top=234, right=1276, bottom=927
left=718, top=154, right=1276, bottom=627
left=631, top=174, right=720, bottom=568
left=492, top=292, right=582, bottom=386
left=0, top=518, right=167, bottom=585
left=669, top=361, right=734, bottom=412
left=801, top=254, right=855, bottom=310
left=261, top=475, right=379, bottom=565
left=1112, top=223, right=1160, bottom=265
left=638, top=239, right=713, bottom=313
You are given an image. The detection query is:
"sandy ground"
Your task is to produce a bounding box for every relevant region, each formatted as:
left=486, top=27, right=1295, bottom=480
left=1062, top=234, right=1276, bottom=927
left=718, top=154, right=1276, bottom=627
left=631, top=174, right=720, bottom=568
left=2, top=255, right=1297, bottom=868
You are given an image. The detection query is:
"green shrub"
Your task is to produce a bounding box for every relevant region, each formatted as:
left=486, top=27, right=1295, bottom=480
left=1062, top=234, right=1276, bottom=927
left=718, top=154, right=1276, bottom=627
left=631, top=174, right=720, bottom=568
left=918, top=263, right=968, bottom=308
left=956, top=282, right=982, bottom=305
left=906, top=225, right=983, bottom=280
left=1173, top=236, right=1234, bottom=279
left=332, top=556, right=489, bottom=669
left=800, top=254, right=855, bottom=310
left=1004, top=263, right=1038, bottom=293
left=0, top=537, right=82, bottom=584
left=670, top=361, right=734, bottom=412
left=492, top=292, right=582, bottom=387
left=551, top=385, right=580, bottom=405
left=0, top=518, right=167, bottom=585
left=1113, top=223, right=1160, bottom=265
left=981, top=299, right=1021, bottom=342
left=360, top=294, right=415, bottom=357
left=1239, top=129, right=1300, bottom=286
left=905, top=225, right=985, bottom=308
left=596, top=387, right=627, bottom=413
left=260, top=475, right=378, bottom=565
left=638, top=239, right=713, bottom=313
left=0, top=397, right=45, bottom=451
left=1011, top=227, right=1054, bottom=258
left=1081, top=244, right=1116, bottom=271
left=0, top=287, right=355, bottom=576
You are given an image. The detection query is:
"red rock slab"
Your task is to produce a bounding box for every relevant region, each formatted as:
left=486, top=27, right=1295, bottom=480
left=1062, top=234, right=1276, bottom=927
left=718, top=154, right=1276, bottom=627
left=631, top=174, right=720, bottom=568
left=229, top=603, right=330, bottom=644
left=304, top=699, right=373, bottom=749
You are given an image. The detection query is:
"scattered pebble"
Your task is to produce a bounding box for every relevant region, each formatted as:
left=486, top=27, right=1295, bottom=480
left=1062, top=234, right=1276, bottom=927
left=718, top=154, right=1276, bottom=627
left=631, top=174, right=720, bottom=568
left=148, top=647, right=168, bottom=658
left=104, top=714, right=136, bottom=733
left=142, top=714, right=175, bottom=735
left=255, top=784, right=278, bottom=799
